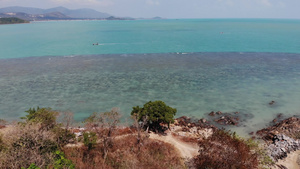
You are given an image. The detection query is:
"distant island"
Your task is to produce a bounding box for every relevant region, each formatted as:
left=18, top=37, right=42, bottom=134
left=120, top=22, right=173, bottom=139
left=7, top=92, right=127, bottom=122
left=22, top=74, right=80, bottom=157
left=0, top=17, right=29, bottom=24
left=0, top=6, right=135, bottom=21
left=0, top=6, right=165, bottom=21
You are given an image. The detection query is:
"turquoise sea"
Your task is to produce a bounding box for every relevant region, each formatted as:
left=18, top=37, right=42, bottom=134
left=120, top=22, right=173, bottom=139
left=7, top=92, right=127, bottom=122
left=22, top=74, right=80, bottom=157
left=0, top=19, right=300, bottom=134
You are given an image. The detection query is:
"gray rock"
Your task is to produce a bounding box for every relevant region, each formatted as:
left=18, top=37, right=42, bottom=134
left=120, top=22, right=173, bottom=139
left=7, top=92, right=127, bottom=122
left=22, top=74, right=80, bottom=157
left=267, top=134, right=300, bottom=161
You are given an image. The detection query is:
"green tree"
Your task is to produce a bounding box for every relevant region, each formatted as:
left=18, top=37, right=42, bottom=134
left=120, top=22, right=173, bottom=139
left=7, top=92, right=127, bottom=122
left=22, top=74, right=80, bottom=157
left=21, top=107, right=59, bottom=130
left=21, top=107, right=75, bottom=147
left=131, top=101, right=177, bottom=132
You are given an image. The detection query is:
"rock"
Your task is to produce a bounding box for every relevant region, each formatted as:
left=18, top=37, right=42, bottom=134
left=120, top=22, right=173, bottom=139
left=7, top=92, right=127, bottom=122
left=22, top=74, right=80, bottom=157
left=206, top=111, right=252, bottom=127
left=198, top=128, right=213, bottom=139
left=256, top=114, right=300, bottom=161
left=216, top=111, right=222, bottom=115
left=199, top=118, right=206, bottom=123
left=257, top=117, right=300, bottom=141
left=174, top=119, right=179, bottom=125
left=269, top=100, right=275, bottom=105
left=176, top=116, right=190, bottom=126
left=171, top=125, right=183, bottom=132
left=182, top=127, right=190, bottom=132
left=265, top=134, right=300, bottom=161
left=209, top=111, right=215, bottom=116
left=190, top=127, right=198, bottom=134
left=215, top=115, right=239, bottom=126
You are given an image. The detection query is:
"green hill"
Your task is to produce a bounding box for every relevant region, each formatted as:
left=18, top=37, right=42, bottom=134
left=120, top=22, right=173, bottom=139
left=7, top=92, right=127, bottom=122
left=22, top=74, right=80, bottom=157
left=0, top=17, right=29, bottom=24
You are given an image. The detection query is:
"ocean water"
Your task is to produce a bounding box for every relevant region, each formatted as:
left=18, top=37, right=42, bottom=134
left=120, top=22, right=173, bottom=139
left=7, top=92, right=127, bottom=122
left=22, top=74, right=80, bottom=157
left=0, top=19, right=300, bottom=134
left=1, top=19, right=300, bottom=58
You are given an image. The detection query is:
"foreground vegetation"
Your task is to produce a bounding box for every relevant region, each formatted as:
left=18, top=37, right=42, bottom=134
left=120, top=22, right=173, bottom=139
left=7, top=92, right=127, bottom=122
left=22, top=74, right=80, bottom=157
left=0, top=17, right=29, bottom=24
left=193, top=130, right=274, bottom=169
left=0, top=101, right=277, bottom=168
left=0, top=101, right=185, bottom=168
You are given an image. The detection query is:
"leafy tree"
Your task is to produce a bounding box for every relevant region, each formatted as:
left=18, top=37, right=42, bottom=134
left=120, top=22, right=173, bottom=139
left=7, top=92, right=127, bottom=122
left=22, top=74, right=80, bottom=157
left=21, top=107, right=59, bottom=130
left=131, top=101, right=177, bottom=132
left=21, top=107, right=75, bottom=147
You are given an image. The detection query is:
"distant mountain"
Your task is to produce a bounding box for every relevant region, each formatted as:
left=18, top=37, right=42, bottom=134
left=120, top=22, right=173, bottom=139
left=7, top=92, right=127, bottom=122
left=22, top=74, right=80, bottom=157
left=0, top=12, right=71, bottom=21
left=0, top=6, right=44, bottom=14
left=44, top=7, right=110, bottom=18
left=0, top=6, right=111, bottom=20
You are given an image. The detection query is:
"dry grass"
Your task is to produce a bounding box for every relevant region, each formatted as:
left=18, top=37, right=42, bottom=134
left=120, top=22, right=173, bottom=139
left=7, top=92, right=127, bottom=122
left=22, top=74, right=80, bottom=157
left=194, top=130, right=259, bottom=169
left=64, top=135, right=185, bottom=169
left=113, top=127, right=137, bottom=136
left=171, top=133, right=198, bottom=143
left=0, top=124, right=57, bottom=168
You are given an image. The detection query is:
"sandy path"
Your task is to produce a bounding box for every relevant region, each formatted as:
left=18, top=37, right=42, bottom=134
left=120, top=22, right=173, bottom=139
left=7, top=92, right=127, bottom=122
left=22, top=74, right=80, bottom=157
left=275, top=150, right=300, bottom=169
left=150, top=133, right=198, bottom=159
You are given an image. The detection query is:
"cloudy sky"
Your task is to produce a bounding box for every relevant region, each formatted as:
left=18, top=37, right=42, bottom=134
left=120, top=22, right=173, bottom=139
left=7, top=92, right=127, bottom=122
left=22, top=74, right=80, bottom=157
left=0, top=0, right=299, bottom=19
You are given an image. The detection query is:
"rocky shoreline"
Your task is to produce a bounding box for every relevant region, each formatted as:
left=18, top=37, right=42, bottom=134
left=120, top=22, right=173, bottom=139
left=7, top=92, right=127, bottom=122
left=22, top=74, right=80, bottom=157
left=256, top=117, right=300, bottom=162
left=1, top=111, right=299, bottom=168
left=171, top=114, right=300, bottom=167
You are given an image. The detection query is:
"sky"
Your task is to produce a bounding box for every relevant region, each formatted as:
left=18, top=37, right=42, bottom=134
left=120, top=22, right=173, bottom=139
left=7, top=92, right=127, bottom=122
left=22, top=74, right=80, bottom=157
left=0, top=0, right=300, bottom=19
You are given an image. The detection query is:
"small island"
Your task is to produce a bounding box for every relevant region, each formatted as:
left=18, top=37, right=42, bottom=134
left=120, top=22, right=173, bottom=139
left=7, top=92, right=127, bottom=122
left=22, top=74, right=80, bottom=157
left=0, top=17, right=29, bottom=24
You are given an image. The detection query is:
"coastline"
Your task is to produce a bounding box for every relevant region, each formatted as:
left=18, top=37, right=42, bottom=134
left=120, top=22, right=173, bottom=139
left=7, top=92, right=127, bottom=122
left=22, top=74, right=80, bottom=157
left=1, top=114, right=299, bottom=168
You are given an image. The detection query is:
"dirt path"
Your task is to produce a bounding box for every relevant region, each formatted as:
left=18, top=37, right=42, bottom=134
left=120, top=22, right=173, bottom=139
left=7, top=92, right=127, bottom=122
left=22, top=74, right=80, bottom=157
left=274, top=150, right=300, bottom=169
left=150, top=132, right=198, bottom=159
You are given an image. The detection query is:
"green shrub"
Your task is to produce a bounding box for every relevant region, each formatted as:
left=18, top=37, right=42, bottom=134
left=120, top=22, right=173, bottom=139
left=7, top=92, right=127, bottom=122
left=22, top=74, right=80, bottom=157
left=53, top=150, right=75, bottom=169
left=0, top=119, right=7, bottom=126
left=21, top=107, right=59, bottom=130
left=51, top=126, right=75, bottom=148
left=20, top=107, right=75, bottom=148
left=22, top=163, right=41, bottom=169
left=83, top=132, right=97, bottom=150
left=0, top=135, right=5, bottom=152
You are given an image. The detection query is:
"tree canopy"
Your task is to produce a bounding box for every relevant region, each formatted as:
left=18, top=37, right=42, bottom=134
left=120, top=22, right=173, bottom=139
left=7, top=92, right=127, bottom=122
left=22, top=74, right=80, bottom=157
left=131, top=100, right=176, bottom=132
left=0, top=17, right=29, bottom=24
left=21, top=107, right=59, bottom=130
